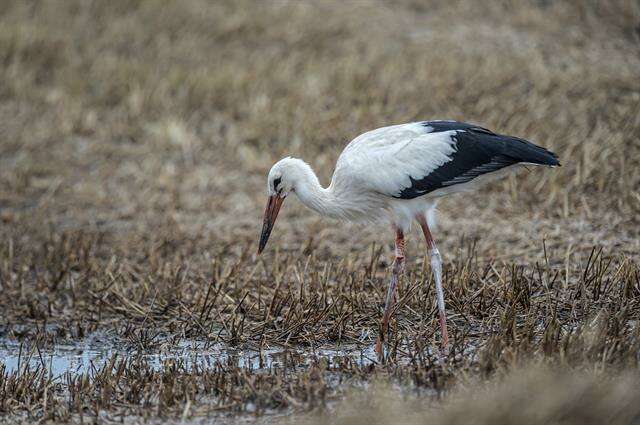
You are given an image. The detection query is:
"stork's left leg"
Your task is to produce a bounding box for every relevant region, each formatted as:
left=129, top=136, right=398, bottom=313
left=375, top=227, right=405, bottom=360
left=416, top=214, right=449, bottom=354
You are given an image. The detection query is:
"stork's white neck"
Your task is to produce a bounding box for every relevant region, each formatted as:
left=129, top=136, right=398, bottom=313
left=275, top=157, right=383, bottom=222
left=290, top=163, right=345, bottom=219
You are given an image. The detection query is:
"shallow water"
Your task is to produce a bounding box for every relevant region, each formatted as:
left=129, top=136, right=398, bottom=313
left=0, top=334, right=378, bottom=378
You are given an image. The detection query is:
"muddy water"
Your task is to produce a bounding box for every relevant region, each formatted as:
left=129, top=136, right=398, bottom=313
left=0, top=334, right=378, bottom=377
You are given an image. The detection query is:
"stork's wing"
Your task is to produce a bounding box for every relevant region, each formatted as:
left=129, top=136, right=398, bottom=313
left=334, top=121, right=559, bottom=199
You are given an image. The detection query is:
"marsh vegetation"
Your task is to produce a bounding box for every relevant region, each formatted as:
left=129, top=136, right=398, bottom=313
left=0, top=0, right=639, bottom=423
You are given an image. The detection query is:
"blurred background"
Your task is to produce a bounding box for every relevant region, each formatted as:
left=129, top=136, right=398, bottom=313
left=0, top=0, right=638, bottom=259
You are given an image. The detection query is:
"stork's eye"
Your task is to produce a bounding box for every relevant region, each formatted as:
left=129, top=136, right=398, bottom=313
left=273, top=177, right=282, bottom=191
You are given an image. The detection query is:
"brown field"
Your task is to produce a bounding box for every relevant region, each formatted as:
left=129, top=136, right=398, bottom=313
left=0, top=0, right=639, bottom=423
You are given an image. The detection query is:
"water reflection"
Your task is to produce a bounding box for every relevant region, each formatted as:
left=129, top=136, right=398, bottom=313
left=0, top=336, right=378, bottom=377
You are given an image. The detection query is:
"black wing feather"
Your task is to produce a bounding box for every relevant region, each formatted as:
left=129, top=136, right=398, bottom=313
left=396, top=121, right=559, bottom=199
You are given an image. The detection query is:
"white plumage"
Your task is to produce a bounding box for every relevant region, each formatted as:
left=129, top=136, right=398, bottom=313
left=259, top=120, right=559, bottom=360
left=332, top=122, right=457, bottom=228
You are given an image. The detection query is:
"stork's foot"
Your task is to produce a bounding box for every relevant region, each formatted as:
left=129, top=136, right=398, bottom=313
left=374, top=335, right=384, bottom=361
left=375, top=312, right=391, bottom=362
left=439, top=310, right=449, bottom=357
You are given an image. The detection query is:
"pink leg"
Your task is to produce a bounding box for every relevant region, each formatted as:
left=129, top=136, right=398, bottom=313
left=416, top=214, right=449, bottom=355
left=375, top=228, right=405, bottom=360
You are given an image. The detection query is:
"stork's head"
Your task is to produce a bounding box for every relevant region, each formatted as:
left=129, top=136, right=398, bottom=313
left=266, top=157, right=299, bottom=198
left=258, top=157, right=300, bottom=254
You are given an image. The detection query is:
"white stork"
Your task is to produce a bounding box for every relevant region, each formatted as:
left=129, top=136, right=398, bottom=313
left=257, top=120, right=560, bottom=359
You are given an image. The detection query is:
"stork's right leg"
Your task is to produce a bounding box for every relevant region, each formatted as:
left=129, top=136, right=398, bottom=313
left=375, top=228, right=405, bottom=361
left=416, top=214, right=449, bottom=355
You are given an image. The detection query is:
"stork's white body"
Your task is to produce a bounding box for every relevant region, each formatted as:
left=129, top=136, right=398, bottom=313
left=334, top=123, right=478, bottom=229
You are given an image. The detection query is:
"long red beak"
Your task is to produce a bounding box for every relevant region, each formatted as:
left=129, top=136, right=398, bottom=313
left=258, top=195, right=284, bottom=254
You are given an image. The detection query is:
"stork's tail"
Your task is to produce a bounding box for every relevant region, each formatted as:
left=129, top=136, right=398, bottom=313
left=503, top=137, right=561, bottom=167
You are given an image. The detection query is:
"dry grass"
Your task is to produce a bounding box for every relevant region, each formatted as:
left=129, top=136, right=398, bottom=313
left=0, top=0, right=639, bottom=423
left=305, top=365, right=640, bottom=425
